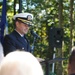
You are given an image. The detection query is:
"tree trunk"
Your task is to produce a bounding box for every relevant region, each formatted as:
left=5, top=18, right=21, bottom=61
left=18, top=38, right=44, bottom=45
left=56, top=0, right=63, bottom=75
left=69, top=0, right=74, bottom=52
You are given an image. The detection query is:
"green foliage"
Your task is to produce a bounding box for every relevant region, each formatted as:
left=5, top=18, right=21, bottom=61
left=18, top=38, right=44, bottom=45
left=1, top=0, right=75, bottom=74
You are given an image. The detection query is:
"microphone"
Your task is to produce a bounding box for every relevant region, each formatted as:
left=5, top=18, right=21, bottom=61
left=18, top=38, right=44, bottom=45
left=30, top=30, right=40, bottom=39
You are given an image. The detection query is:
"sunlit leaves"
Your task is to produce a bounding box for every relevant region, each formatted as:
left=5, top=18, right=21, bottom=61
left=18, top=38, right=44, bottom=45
left=1, top=0, right=74, bottom=64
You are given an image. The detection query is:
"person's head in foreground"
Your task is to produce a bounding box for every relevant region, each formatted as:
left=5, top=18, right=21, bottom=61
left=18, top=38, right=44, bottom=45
left=68, top=46, right=75, bottom=75
left=0, top=50, right=44, bottom=75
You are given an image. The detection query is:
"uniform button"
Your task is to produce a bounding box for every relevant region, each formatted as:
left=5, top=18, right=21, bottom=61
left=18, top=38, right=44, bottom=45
left=22, top=47, right=24, bottom=50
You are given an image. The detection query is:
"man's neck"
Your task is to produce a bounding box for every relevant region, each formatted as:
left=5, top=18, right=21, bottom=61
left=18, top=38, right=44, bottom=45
left=15, top=29, right=24, bottom=37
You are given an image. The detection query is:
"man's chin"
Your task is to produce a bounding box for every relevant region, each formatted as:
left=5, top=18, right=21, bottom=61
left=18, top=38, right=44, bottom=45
left=24, top=32, right=28, bottom=34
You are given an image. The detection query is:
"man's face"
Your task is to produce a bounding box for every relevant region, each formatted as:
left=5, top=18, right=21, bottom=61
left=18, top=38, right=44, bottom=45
left=16, top=21, right=30, bottom=35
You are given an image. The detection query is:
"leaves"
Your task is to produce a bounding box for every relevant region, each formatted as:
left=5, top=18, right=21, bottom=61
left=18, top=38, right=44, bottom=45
left=0, top=0, right=74, bottom=74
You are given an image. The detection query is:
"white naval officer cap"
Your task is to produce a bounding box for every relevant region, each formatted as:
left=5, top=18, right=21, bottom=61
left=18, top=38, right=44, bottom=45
left=13, top=13, right=33, bottom=26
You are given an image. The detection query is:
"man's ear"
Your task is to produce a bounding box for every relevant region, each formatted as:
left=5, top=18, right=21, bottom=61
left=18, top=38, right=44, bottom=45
left=16, top=21, right=19, bottom=27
